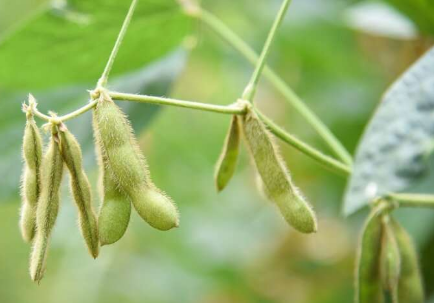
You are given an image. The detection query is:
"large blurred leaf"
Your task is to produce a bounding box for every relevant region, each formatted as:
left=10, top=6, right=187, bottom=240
left=343, top=46, right=434, bottom=215
left=0, top=0, right=49, bottom=39
left=382, top=0, right=434, bottom=34
left=0, top=0, right=191, bottom=90
left=0, top=49, right=187, bottom=202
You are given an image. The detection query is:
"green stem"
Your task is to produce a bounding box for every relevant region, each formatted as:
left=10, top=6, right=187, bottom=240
left=388, top=193, right=434, bottom=209
left=242, top=0, right=292, bottom=102
left=108, top=91, right=246, bottom=115
left=196, top=8, right=353, bottom=166
left=97, top=0, right=138, bottom=87
left=255, top=109, right=351, bottom=176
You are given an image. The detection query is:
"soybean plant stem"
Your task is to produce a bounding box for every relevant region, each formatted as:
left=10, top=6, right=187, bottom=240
left=97, top=0, right=138, bottom=87
left=195, top=8, right=353, bottom=166
left=388, top=193, right=434, bottom=209
left=255, top=109, right=351, bottom=177
left=242, top=0, right=292, bottom=102
left=108, top=91, right=246, bottom=115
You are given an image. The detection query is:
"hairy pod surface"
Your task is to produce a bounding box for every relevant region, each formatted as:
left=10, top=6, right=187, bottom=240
left=380, top=216, right=400, bottom=302
left=356, top=206, right=385, bottom=303
left=59, top=127, right=99, bottom=258
left=241, top=108, right=317, bottom=233
left=391, top=218, right=424, bottom=303
left=215, top=115, right=241, bottom=192
left=95, top=136, right=132, bottom=246
left=93, top=93, right=179, bottom=231
left=20, top=117, right=43, bottom=242
left=30, top=134, right=64, bottom=282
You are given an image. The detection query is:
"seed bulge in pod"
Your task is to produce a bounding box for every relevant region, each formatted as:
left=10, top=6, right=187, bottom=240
left=30, top=132, right=64, bottom=282
left=241, top=108, right=317, bottom=233
left=59, top=126, right=99, bottom=258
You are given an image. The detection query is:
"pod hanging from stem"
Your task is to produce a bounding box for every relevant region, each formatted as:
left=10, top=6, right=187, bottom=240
left=30, top=125, right=64, bottom=283
left=93, top=89, right=179, bottom=231
left=93, top=113, right=132, bottom=246
left=58, top=124, right=99, bottom=258
left=215, top=115, right=241, bottom=192
left=20, top=97, right=43, bottom=243
left=240, top=103, right=317, bottom=233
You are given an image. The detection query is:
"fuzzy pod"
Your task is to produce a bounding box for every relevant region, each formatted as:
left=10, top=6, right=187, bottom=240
left=93, top=94, right=179, bottom=231
left=97, top=150, right=131, bottom=246
left=214, top=115, right=241, bottom=192
left=380, top=216, right=400, bottom=302
left=20, top=117, right=43, bottom=242
left=30, top=134, right=64, bottom=282
left=355, top=206, right=386, bottom=303
left=391, top=218, right=424, bottom=303
left=241, top=108, right=317, bottom=233
left=59, top=127, right=99, bottom=258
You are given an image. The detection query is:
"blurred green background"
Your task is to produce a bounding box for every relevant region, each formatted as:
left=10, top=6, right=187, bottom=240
left=1, top=0, right=434, bottom=302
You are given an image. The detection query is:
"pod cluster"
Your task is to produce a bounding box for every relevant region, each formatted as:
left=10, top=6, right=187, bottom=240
left=20, top=93, right=179, bottom=282
left=356, top=204, right=424, bottom=303
left=214, top=102, right=317, bottom=233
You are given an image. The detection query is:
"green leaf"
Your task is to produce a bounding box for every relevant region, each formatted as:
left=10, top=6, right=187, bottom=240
left=0, top=0, right=191, bottom=90
left=343, top=46, right=434, bottom=215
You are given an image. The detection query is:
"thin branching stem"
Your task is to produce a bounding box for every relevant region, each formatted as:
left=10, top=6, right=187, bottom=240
left=193, top=8, right=353, bottom=166
left=97, top=0, right=138, bottom=87
left=255, top=109, right=351, bottom=176
left=242, top=0, right=292, bottom=102
left=108, top=91, right=246, bottom=115
left=388, top=193, right=434, bottom=209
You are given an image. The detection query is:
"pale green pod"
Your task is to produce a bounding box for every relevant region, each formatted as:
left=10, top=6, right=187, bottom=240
left=391, top=218, right=424, bottom=303
left=59, top=127, right=99, bottom=258
left=380, top=216, right=400, bottom=303
left=355, top=206, right=386, bottom=303
left=130, top=187, right=179, bottom=231
left=93, top=94, right=179, bottom=230
left=214, top=115, right=240, bottom=192
left=30, top=134, right=64, bottom=282
left=93, top=115, right=132, bottom=245
left=98, top=158, right=131, bottom=245
left=241, top=109, right=317, bottom=233
left=20, top=117, right=43, bottom=242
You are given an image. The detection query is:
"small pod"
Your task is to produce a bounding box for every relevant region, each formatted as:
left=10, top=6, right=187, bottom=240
left=391, top=218, right=424, bottom=303
left=59, top=126, right=99, bottom=258
left=380, top=215, right=400, bottom=303
left=214, top=115, right=241, bottom=192
left=241, top=108, right=316, bottom=233
left=355, top=205, right=386, bottom=303
left=30, top=132, right=64, bottom=282
left=20, top=116, right=43, bottom=242
left=96, top=137, right=131, bottom=246
left=93, top=92, right=179, bottom=231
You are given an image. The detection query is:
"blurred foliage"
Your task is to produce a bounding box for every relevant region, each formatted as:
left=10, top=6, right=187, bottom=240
left=0, top=0, right=434, bottom=303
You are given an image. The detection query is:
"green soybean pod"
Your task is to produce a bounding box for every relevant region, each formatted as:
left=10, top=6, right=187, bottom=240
left=380, top=216, right=400, bottom=303
left=59, top=126, right=99, bottom=258
left=241, top=108, right=316, bottom=233
left=391, top=218, right=424, bottom=303
left=214, top=115, right=241, bottom=192
left=20, top=116, right=43, bottom=242
left=30, top=133, right=64, bottom=283
left=93, top=94, right=179, bottom=230
left=356, top=205, right=386, bottom=303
